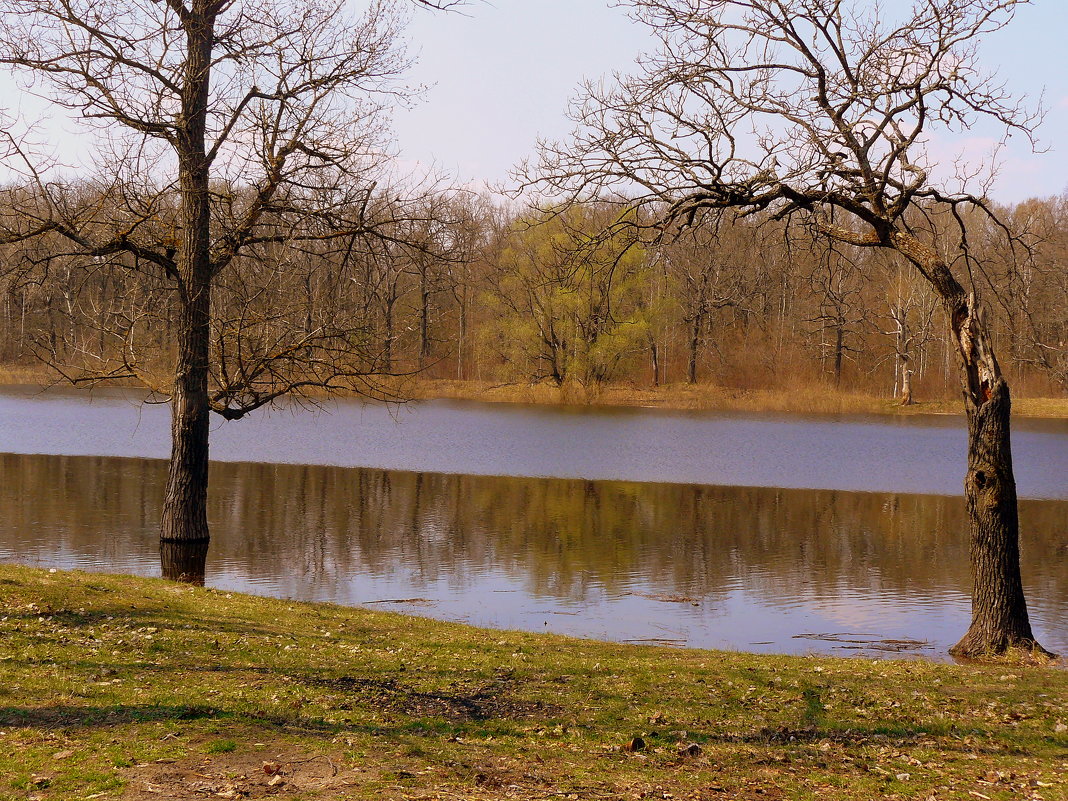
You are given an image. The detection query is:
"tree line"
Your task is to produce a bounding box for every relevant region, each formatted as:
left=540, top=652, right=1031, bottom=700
left=4, top=189, right=1066, bottom=401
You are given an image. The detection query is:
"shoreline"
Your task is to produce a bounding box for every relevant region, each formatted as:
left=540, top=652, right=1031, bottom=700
left=407, top=378, right=1068, bottom=420
left=3, top=364, right=1068, bottom=419
left=0, top=564, right=1065, bottom=800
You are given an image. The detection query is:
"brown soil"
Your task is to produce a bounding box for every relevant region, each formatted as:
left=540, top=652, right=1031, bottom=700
left=121, top=743, right=561, bottom=800
left=123, top=744, right=360, bottom=800
left=118, top=674, right=559, bottom=800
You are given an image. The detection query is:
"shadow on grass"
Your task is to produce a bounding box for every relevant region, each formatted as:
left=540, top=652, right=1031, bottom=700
left=690, top=723, right=1013, bottom=756
left=0, top=700, right=1035, bottom=765
left=0, top=703, right=354, bottom=734
left=8, top=607, right=308, bottom=641
left=0, top=704, right=224, bottom=729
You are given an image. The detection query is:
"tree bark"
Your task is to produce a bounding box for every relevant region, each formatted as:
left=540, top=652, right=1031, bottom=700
left=951, top=375, right=1041, bottom=655
left=833, top=324, right=843, bottom=386
left=900, top=367, right=913, bottom=406
left=687, top=313, right=701, bottom=384
left=160, top=4, right=214, bottom=546
left=419, top=266, right=431, bottom=368
left=889, top=231, right=1049, bottom=657
left=382, top=293, right=395, bottom=371
left=160, top=293, right=212, bottom=543
left=456, top=285, right=467, bottom=380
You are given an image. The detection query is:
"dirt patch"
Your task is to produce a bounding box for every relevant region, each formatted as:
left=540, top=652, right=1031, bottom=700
left=122, top=747, right=570, bottom=800
left=312, top=674, right=558, bottom=722
left=123, top=746, right=360, bottom=800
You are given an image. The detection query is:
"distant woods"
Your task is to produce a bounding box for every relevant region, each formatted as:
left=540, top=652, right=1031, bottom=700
left=1, top=190, right=1066, bottom=400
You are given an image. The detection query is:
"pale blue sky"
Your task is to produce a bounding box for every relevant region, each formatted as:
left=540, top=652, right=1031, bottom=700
left=1, top=1, right=1064, bottom=203
left=396, top=1, right=1068, bottom=204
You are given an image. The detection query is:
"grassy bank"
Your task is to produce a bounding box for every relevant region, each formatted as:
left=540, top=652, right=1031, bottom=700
left=410, top=379, right=1068, bottom=420
left=0, top=566, right=1064, bottom=800
left=4, top=361, right=1067, bottom=418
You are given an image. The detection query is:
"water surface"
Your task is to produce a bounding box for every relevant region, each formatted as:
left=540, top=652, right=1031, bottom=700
left=3, top=385, right=1068, bottom=497
left=2, top=453, right=1065, bottom=659
left=1, top=387, right=1065, bottom=659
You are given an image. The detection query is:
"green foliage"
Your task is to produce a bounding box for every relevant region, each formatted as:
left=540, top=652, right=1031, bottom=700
left=482, top=204, right=655, bottom=388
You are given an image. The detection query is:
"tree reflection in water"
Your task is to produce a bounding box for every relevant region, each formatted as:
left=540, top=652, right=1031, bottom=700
left=160, top=539, right=208, bottom=585
left=1, top=452, right=1064, bottom=653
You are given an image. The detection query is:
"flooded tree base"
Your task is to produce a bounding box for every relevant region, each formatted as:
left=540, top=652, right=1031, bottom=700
left=160, top=540, right=208, bottom=585
left=949, top=631, right=1058, bottom=663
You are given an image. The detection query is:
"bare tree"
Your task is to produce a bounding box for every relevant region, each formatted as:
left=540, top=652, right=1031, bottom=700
left=884, top=265, right=938, bottom=404
left=802, top=238, right=866, bottom=387
left=523, top=0, right=1049, bottom=656
left=0, top=0, right=456, bottom=549
left=658, top=218, right=753, bottom=385
left=441, top=193, right=497, bottom=381
left=988, top=196, right=1068, bottom=390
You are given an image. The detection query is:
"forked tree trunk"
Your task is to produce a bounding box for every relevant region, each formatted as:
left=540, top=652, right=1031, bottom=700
left=890, top=231, right=1049, bottom=658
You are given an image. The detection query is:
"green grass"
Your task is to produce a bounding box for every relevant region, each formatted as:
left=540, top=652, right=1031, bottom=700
left=0, top=564, right=1065, bottom=800
left=205, top=738, right=238, bottom=754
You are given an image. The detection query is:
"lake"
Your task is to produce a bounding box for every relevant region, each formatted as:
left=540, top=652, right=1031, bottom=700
left=1, top=385, right=1066, bottom=658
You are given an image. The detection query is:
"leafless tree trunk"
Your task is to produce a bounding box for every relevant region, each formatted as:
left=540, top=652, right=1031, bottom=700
left=891, top=232, right=1039, bottom=654
left=687, top=312, right=703, bottom=385
left=522, top=0, right=1050, bottom=657
left=0, top=0, right=458, bottom=549
left=159, top=4, right=214, bottom=544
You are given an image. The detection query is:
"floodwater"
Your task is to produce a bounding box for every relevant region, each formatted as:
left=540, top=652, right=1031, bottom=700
left=1, top=385, right=1066, bottom=658
left=3, top=385, right=1068, bottom=497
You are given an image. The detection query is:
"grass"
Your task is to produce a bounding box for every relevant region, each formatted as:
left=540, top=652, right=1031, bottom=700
left=410, top=378, right=1068, bottom=420
left=0, top=565, right=1064, bottom=800
left=0, top=363, right=70, bottom=387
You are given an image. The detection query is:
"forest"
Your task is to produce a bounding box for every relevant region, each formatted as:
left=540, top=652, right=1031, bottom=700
left=2, top=188, right=1066, bottom=404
